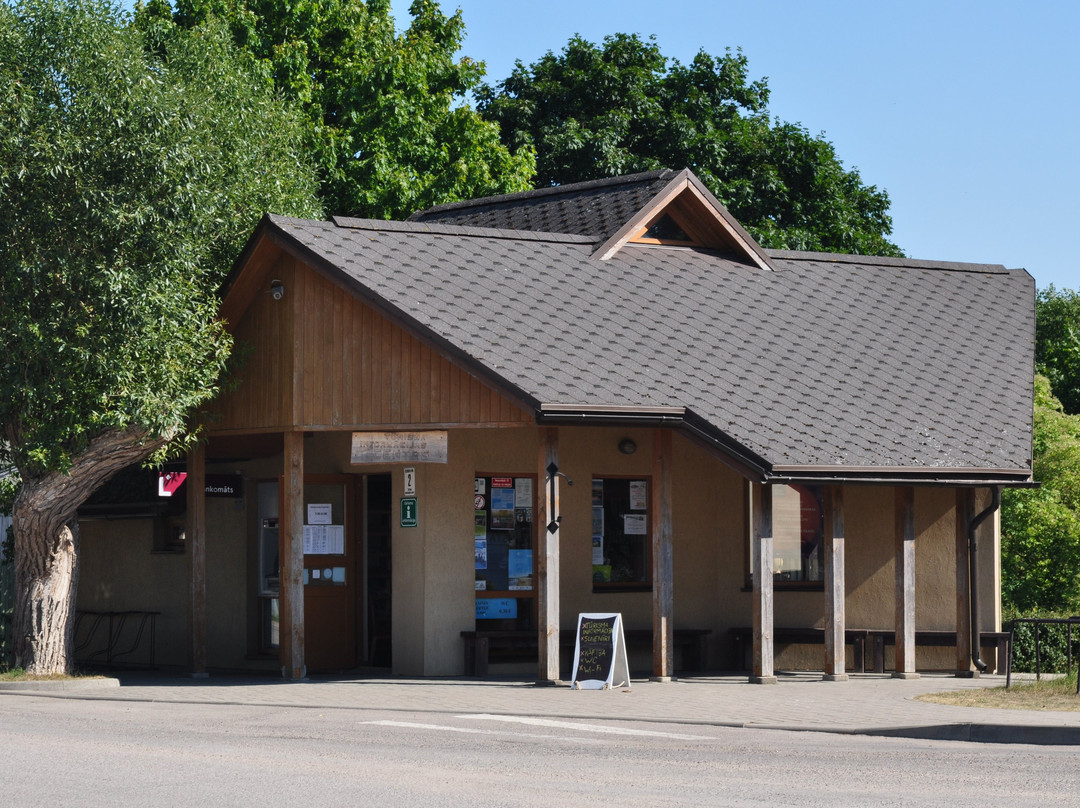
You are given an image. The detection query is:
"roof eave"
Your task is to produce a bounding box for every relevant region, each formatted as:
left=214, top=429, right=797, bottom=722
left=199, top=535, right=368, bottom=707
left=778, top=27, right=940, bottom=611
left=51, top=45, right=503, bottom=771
left=767, top=465, right=1036, bottom=488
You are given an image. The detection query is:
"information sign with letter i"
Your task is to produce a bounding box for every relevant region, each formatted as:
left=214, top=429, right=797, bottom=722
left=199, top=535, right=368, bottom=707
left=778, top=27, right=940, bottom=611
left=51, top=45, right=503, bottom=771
left=570, top=612, right=630, bottom=690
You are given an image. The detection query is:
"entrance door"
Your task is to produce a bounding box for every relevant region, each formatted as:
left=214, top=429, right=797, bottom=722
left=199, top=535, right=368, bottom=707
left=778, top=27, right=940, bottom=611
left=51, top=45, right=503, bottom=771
left=364, top=474, right=392, bottom=667
left=301, top=475, right=358, bottom=672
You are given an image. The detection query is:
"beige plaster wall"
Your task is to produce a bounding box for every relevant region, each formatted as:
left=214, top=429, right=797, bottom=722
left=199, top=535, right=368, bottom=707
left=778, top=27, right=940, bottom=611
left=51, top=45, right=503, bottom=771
left=77, top=427, right=1004, bottom=677
left=77, top=518, right=190, bottom=668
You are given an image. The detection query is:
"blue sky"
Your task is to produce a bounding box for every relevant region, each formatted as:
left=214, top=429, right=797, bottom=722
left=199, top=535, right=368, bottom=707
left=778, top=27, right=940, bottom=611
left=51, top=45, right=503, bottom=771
left=392, top=0, right=1078, bottom=292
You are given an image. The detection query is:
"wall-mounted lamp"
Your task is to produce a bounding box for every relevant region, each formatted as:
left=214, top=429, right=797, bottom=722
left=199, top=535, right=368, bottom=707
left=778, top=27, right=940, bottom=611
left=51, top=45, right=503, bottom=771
left=269, top=280, right=285, bottom=300
left=618, top=438, right=637, bottom=455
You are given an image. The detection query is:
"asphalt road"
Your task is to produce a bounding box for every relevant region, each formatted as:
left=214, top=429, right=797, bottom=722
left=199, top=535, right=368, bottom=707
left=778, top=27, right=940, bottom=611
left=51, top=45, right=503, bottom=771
left=2, top=694, right=1078, bottom=807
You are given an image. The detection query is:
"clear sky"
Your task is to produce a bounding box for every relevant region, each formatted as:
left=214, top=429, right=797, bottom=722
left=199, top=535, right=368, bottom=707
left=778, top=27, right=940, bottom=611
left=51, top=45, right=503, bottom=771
left=392, top=0, right=1079, bottom=292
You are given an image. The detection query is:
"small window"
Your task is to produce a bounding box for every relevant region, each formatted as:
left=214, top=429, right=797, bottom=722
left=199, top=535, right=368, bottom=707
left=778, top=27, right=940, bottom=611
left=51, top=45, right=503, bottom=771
left=749, top=485, right=824, bottom=585
left=592, top=477, right=650, bottom=592
left=643, top=214, right=691, bottom=242
left=154, top=516, right=186, bottom=554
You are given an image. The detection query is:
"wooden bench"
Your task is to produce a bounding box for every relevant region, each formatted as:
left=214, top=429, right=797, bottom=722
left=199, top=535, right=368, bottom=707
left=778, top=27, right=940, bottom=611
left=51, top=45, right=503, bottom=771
left=728, top=626, right=1011, bottom=673
left=866, top=629, right=1011, bottom=674
left=461, top=628, right=712, bottom=677
left=729, top=627, right=869, bottom=673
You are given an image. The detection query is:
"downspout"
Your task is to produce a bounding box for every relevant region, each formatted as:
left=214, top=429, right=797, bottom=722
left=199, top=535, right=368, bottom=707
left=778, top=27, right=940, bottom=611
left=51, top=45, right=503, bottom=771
left=968, top=486, right=1002, bottom=672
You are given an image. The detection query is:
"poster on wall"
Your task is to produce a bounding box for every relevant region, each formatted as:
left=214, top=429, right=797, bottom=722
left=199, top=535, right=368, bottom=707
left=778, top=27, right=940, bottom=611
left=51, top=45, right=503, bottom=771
left=629, top=481, right=648, bottom=511
left=514, top=478, right=533, bottom=508
left=508, top=549, right=533, bottom=591
left=474, top=512, right=487, bottom=570
left=490, top=487, right=516, bottom=529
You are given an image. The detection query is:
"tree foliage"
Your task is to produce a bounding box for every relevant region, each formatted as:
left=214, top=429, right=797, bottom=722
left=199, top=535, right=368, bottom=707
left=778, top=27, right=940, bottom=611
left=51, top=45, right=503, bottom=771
left=1002, top=375, right=1080, bottom=613
left=149, top=0, right=535, bottom=219
left=1036, top=285, right=1080, bottom=416
left=477, top=33, right=900, bottom=256
left=0, top=0, right=321, bottom=672
left=0, top=0, right=320, bottom=475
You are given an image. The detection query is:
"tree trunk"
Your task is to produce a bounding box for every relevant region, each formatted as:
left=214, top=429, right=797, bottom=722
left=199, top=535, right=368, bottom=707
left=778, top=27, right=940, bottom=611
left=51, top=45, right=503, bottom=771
left=10, top=427, right=170, bottom=675
left=12, top=501, right=80, bottom=675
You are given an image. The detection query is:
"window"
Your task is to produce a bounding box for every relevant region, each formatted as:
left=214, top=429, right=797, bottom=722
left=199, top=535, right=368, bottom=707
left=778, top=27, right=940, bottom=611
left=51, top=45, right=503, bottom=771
left=749, top=484, right=824, bottom=585
left=474, top=475, right=535, bottom=629
left=592, top=477, right=650, bottom=591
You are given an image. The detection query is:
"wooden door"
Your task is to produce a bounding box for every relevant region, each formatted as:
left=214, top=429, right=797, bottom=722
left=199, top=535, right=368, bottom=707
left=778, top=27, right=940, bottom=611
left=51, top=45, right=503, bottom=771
left=301, top=475, right=358, bottom=672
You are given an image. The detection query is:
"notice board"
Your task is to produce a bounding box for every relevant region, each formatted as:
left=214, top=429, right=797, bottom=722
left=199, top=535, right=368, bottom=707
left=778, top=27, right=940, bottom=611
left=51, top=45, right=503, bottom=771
left=570, top=612, right=630, bottom=690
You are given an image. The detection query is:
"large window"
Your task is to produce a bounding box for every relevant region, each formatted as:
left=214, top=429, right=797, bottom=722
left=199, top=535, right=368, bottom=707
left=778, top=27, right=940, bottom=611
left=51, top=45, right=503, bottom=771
left=474, top=475, right=535, bottom=630
left=749, top=484, right=824, bottom=585
left=591, top=477, right=651, bottom=592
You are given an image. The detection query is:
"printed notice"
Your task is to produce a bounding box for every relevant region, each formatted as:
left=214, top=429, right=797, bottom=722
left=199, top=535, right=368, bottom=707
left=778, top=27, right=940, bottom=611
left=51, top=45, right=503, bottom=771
left=307, top=503, right=333, bottom=525
left=623, top=514, right=647, bottom=535
left=629, top=481, right=648, bottom=511
left=304, top=524, right=345, bottom=555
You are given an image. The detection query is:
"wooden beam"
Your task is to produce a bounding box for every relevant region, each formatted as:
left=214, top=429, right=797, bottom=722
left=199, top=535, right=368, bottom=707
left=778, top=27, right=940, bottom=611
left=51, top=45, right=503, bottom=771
left=894, top=487, right=919, bottom=679
left=280, top=430, right=306, bottom=679
left=823, top=486, right=848, bottom=681
left=651, top=429, right=674, bottom=681
left=186, top=441, right=207, bottom=677
left=751, top=483, right=777, bottom=683
left=956, top=488, right=975, bottom=675
left=536, top=427, right=560, bottom=683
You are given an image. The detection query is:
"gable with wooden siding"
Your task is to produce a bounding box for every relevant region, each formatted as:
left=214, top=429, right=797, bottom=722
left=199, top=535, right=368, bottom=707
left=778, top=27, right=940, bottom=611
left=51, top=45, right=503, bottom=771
left=208, top=249, right=533, bottom=434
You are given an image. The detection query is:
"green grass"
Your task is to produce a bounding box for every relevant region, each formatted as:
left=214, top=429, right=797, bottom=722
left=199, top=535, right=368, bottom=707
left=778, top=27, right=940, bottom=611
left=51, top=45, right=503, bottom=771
left=0, top=667, right=104, bottom=682
left=919, top=675, right=1080, bottom=711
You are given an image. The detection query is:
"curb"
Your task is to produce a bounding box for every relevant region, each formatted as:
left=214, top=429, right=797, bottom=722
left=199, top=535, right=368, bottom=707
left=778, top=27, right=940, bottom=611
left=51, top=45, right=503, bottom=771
left=0, top=677, right=120, bottom=692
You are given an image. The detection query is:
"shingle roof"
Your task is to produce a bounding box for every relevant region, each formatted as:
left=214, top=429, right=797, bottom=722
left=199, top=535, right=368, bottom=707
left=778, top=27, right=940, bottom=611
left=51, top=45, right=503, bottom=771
left=263, top=213, right=1035, bottom=482
left=407, top=170, right=677, bottom=243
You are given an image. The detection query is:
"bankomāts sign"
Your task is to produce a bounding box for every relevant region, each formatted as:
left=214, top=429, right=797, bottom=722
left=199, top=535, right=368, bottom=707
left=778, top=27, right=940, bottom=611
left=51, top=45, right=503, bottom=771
left=158, top=472, right=243, bottom=498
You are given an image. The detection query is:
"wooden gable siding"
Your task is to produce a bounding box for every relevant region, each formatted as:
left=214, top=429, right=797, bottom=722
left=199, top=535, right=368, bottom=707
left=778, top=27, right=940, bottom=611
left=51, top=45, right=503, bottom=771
left=208, top=252, right=533, bottom=434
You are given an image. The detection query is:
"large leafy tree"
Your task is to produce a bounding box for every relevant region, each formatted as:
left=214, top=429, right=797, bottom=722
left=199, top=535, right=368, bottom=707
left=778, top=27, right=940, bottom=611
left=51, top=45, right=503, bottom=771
left=1002, top=375, right=1080, bottom=613
left=477, top=33, right=900, bottom=256
left=149, top=0, right=535, bottom=219
left=1035, top=285, right=1080, bottom=415
left=0, top=0, right=321, bottom=673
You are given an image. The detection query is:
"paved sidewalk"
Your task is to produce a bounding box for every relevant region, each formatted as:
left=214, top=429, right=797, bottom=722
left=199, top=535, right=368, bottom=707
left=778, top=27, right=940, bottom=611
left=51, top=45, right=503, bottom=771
left=5, top=670, right=1080, bottom=745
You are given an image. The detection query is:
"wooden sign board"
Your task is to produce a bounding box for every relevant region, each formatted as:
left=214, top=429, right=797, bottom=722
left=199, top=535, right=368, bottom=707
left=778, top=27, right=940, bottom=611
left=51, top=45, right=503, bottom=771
left=351, top=431, right=448, bottom=464
left=571, top=613, right=631, bottom=690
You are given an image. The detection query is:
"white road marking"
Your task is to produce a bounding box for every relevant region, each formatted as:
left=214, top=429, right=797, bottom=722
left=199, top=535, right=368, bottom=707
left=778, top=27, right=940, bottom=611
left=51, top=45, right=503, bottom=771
left=459, top=714, right=712, bottom=740
left=361, top=720, right=495, bottom=735
left=359, top=719, right=604, bottom=744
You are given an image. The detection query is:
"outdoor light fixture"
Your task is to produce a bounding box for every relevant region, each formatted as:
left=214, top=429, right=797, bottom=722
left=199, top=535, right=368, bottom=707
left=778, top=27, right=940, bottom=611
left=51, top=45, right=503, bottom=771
left=270, top=280, right=285, bottom=300
left=618, top=438, right=637, bottom=455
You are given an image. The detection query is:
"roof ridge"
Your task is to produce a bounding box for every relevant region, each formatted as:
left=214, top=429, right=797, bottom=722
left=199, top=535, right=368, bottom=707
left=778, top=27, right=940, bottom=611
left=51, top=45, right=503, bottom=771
left=767, top=249, right=1012, bottom=274
left=322, top=215, right=596, bottom=244
left=408, top=169, right=676, bottom=219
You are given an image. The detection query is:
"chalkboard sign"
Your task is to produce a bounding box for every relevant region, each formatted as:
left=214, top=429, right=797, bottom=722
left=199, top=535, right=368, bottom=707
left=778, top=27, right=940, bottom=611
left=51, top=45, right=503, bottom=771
left=571, top=612, right=630, bottom=690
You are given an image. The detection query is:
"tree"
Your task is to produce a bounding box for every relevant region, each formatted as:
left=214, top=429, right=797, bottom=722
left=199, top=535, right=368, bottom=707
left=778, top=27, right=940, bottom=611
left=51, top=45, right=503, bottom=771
left=477, top=34, right=900, bottom=256
left=150, top=0, right=535, bottom=220
left=1036, top=285, right=1080, bottom=415
left=1001, top=375, right=1080, bottom=613
left=0, top=0, right=321, bottom=674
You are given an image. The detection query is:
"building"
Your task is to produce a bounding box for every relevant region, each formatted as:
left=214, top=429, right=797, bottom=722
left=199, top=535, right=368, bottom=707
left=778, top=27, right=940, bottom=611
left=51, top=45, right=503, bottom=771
left=76, top=169, right=1035, bottom=682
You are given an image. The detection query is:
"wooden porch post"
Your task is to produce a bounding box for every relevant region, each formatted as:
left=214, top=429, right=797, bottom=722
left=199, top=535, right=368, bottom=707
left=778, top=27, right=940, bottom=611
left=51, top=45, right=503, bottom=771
left=537, top=427, right=561, bottom=683
left=751, top=483, right=777, bottom=683
left=955, top=488, right=976, bottom=675
left=186, top=442, right=207, bottom=677
left=823, top=486, right=847, bottom=681
left=280, top=430, right=306, bottom=680
left=651, top=429, right=674, bottom=681
left=894, top=487, right=919, bottom=678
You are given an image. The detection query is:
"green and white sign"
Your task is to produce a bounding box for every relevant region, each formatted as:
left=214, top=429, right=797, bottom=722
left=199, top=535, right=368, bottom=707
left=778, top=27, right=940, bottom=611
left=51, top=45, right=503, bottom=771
left=400, top=497, right=418, bottom=528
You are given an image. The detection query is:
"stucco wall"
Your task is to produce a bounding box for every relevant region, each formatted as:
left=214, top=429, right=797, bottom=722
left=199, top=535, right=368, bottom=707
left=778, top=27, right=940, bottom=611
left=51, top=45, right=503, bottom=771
left=78, top=517, right=190, bottom=668
left=77, top=426, right=1003, bottom=676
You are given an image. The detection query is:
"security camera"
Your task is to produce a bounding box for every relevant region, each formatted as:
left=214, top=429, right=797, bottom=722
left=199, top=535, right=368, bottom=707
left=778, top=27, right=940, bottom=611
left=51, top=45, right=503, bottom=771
left=270, top=281, right=284, bottom=300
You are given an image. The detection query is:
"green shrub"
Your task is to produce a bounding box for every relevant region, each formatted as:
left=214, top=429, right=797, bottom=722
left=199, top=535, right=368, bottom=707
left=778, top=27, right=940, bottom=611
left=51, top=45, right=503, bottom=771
left=1007, top=612, right=1080, bottom=674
